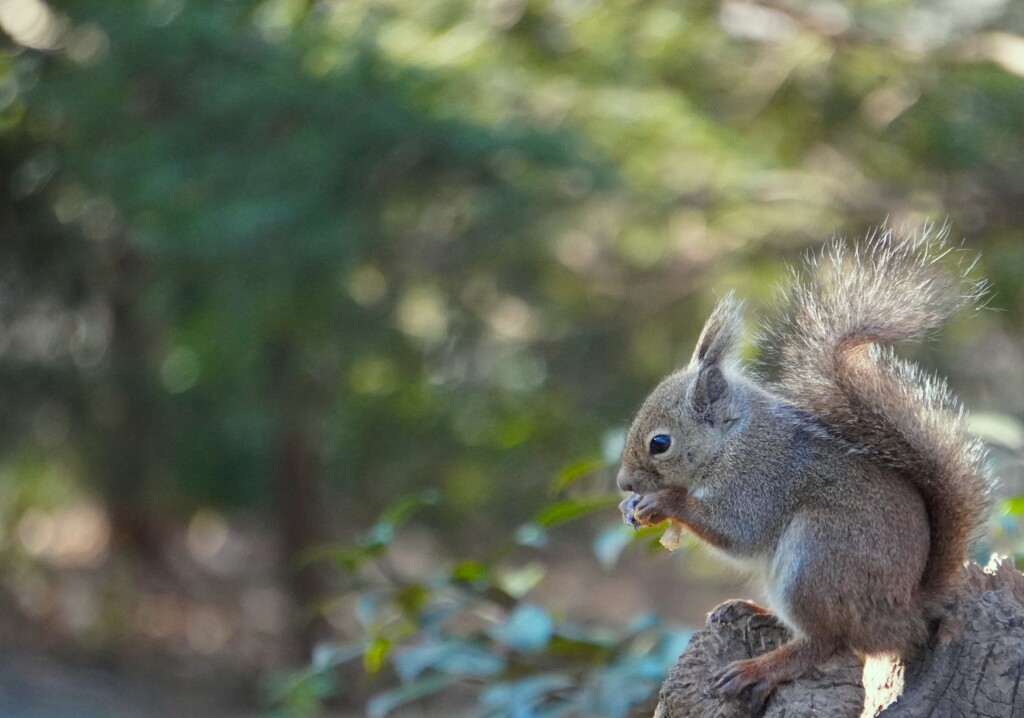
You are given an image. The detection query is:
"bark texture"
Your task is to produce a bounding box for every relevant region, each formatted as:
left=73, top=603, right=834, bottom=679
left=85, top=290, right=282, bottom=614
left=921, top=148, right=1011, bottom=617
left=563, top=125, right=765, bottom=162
left=655, top=557, right=1024, bottom=718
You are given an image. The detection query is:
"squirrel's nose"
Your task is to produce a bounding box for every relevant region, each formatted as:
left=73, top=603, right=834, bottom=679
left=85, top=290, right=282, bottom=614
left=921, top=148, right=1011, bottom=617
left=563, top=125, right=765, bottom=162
left=616, top=467, right=635, bottom=493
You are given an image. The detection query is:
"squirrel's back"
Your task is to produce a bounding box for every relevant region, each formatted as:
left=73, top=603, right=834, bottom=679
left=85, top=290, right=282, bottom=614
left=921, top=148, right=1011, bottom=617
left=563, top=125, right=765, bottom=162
left=759, top=225, right=992, bottom=604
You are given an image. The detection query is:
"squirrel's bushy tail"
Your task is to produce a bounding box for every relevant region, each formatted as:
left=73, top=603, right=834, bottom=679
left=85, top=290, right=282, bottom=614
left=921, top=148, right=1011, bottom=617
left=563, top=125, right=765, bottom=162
left=761, top=224, right=991, bottom=603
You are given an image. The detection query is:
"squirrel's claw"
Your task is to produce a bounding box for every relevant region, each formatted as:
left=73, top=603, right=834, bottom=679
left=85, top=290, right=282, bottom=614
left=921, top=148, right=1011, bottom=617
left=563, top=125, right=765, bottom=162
left=713, top=658, right=775, bottom=713
left=707, top=599, right=772, bottom=625
left=621, top=489, right=686, bottom=529
left=633, top=493, right=670, bottom=526
left=619, top=493, right=642, bottom=528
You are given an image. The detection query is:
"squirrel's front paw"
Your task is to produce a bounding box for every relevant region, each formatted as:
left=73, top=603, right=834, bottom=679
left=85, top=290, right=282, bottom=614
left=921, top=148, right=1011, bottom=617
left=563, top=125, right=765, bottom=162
left=708, top=599, right=772, bottom=625
left=632, top=490, right=685, bottom=527
left=631, top=494, right=667, bottom=527
left=619, top=493, right=642, bottom=528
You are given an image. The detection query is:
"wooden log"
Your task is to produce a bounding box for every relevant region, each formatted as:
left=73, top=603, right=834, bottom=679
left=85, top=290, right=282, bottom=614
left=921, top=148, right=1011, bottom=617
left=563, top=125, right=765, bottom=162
left=654, top=557, right=1024, bottom=718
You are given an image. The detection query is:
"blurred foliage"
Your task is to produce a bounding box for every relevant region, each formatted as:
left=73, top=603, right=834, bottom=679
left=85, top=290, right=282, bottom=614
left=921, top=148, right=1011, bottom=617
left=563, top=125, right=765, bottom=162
left=2, top=0, right=1023, bottom=535
left=272, top=490, right=687, bottom=718
left=0, top=0, right=1023, bottom=713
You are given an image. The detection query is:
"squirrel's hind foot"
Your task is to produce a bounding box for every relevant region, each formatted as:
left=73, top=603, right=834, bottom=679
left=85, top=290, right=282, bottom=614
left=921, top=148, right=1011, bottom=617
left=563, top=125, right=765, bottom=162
left=713, top=658, right=777, bottom=714
left=713, top=636, right=839, bottom=713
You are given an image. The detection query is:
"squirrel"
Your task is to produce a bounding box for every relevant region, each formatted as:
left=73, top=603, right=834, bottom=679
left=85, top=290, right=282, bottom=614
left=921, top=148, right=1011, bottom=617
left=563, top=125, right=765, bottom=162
left=617, top=226, right=992, bottom=711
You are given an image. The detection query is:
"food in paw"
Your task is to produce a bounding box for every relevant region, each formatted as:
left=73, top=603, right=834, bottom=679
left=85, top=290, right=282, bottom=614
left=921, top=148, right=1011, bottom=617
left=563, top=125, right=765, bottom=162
left=659, top=520, right=683, bottom=551
left=620, top=492, right=683, bottom=550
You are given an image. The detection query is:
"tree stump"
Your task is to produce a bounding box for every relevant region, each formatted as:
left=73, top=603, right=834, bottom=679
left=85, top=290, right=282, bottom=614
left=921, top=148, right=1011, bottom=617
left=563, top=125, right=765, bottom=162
left=654, top=557, right=1024, bottom=718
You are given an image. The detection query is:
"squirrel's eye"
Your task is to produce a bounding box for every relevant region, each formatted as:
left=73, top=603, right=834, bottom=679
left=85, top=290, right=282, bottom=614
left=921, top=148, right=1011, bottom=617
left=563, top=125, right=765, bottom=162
left=649, top=434, right=672, bottom=456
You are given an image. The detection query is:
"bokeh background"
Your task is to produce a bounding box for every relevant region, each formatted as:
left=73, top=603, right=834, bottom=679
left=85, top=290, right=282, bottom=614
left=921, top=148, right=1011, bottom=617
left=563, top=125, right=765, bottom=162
left=1, top=0, right=1024, bottom=716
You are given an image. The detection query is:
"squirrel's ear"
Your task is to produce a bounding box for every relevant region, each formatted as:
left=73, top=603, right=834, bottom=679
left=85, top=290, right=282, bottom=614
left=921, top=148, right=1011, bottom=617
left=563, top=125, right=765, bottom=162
left=690, top=292, right=743, bottom=368
left=691, top=364, right=728, bottom=416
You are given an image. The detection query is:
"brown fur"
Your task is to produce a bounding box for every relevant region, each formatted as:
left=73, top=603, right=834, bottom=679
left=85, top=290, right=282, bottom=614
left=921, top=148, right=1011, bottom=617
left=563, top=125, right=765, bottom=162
left=617, top=225, right=992, bottom=710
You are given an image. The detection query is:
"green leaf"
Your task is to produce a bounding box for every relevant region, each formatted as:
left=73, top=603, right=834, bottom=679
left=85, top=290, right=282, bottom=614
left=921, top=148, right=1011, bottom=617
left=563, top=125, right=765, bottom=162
left=380, top=489, right=442, bottom=528
left=547, top=634, right=614, bottom=661
left=392, top=639, right=505, bottom=682
left=480, top=674, right=574, bottom=712
left=488, top=603, right=554, bottom=652
left=497, top=562, right=546, bottom=598
left=299, top=489, right=444, bottom=573
left=301, top=542, right=387, bottom=573
left=451, top=560, right=490, bottom=583
left=366, top=521, right=396, bottom=546
left=273, top=667, right=337, bottom=718
left=534, top=494, right=621, bottom=528
left=311, top=642, right=362, bottom=670
left=1001, top=496, right=1024, bottom=516
left=514, top=522, right=548, bottom=547
left=551, top=455, right=607, bottom=493
left=364, top=637, right=392, bottom=674
left=367, top=674, right=457, bottom=718
left=394, top=584, right=430, bottom=616
left=582, top=662, right=660, bottom=718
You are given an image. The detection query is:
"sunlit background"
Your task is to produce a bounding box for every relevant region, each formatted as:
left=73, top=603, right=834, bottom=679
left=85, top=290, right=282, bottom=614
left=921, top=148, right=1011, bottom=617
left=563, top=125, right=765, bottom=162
left=1, top=0, right=1023, bottom=716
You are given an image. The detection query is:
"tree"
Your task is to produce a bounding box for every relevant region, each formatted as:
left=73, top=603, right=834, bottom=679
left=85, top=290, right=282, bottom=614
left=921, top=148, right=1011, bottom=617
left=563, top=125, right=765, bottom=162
left=656, top=558, right=1024, bottom=717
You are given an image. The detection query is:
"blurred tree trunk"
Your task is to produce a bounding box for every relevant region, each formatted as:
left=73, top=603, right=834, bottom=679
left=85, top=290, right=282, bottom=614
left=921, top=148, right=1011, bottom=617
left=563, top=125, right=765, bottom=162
left=272, top=341, right=335, bottom=660
left=95, top=243, right=167, bottom=559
